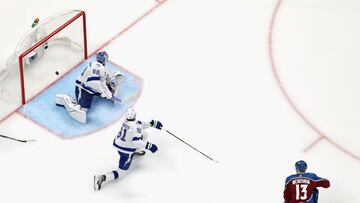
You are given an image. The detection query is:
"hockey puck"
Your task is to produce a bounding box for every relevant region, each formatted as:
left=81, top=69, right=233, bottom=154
left=55, top=71, right=59, bottom=75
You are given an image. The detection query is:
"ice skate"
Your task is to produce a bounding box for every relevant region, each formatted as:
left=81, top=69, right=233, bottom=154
left=134, top=150, right=146, bottom=157
left=94, top=175, right=106, bottom=191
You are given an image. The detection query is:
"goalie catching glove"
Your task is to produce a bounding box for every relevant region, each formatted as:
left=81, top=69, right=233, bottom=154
left=106, top=71, right=124, bottom=96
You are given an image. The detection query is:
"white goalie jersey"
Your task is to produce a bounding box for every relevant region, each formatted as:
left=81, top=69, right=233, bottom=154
left=75, top=61, right=112, bottom=99
left=113, top=120, right=152, bottom=154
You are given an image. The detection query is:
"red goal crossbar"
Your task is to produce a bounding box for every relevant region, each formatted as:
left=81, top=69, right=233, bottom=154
left=18, top=10, right=88, bottom=104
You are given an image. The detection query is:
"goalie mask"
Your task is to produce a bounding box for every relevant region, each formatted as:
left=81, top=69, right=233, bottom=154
left=96, top=51, right=108, bottom=65
left=126, top=108, right=136, bottom=121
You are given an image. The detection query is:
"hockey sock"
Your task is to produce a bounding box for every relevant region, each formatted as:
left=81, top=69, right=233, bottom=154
left=104, top=169, right=127, bottom=181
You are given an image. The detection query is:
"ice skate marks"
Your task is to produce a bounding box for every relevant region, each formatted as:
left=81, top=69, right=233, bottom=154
left=19, top=55, right=142, bottom=138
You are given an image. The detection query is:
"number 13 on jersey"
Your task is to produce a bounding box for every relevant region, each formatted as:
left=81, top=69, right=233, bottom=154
left=295, top=184, right=308, bottom=200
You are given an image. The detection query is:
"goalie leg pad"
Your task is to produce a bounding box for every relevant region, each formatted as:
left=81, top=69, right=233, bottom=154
left=67, top=105, right=86, bottom=124
left=55, top=94, right=86, bottom=123
left=55, top=94, right=72, bottom=106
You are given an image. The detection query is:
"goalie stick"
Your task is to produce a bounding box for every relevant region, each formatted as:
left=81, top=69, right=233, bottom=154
left=110, top=95, right=122, bottom=104
left=109, top=96, right=122, bottom=106
left=0, top=134, right=36, bottom=143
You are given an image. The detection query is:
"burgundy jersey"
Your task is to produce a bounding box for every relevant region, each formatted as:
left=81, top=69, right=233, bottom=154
left=283, top=173, right=330, bottom=203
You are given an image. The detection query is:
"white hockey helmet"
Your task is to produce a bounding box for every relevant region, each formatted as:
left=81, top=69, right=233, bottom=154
left=126, top=108, right=136, bottom=121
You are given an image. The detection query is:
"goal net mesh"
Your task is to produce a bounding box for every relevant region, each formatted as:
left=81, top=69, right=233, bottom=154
left=0, top=10, right=87, bottom=121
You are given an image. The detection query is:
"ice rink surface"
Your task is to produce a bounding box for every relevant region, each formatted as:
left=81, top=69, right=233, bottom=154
left=0, top=0, right=359, bottom=202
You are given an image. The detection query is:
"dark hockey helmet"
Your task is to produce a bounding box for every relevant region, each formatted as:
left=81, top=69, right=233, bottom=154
left=96, top=51, right=109, bottom=65
left=295, top=160, right=307, bottom=173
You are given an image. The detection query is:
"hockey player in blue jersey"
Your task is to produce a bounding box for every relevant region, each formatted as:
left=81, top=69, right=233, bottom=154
left=283, top=160, right=330, bottom=203
left=55, top=51, right=124, bottom=123
left=94, top=108, right=163, bottom=191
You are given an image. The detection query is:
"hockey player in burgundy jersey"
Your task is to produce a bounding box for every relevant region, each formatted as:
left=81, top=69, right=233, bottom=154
left=283, top=160, right=330, bottom=203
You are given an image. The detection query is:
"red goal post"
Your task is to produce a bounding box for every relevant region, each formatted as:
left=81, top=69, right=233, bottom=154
left=18, top=10, right=88, bottom=104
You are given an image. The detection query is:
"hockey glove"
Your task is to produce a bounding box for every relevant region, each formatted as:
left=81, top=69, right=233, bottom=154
left=150, top=120, right=163, bottom=130
left=146, top=142, right=158, bottom=153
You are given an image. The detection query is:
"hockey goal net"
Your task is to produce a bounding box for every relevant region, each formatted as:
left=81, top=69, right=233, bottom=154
left=0, top=10, right=87, bottom=121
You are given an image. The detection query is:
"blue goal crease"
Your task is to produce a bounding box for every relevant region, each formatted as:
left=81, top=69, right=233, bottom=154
left=19, top=56, right=142, bottom=138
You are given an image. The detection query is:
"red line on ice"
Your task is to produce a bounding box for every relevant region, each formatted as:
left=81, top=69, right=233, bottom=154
left=94, top=0, right=168, bottom=54
left=303, top=137, right=323, bottom=153
left=268, top=0, right=359, bottom=161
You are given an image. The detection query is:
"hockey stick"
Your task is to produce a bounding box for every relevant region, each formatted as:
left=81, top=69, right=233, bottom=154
left=0, top=134, right=36, bottom=143
left=111, top=95, right=122, bottom=103
left=110, top=95, right=122, bottom=105
left=163, top=129, right=218, bottom=163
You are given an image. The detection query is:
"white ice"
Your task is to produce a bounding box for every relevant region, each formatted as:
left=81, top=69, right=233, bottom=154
left=0, top=0, right=359, bottom=202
